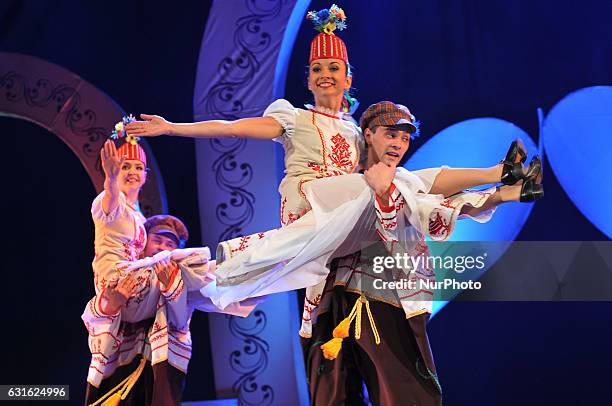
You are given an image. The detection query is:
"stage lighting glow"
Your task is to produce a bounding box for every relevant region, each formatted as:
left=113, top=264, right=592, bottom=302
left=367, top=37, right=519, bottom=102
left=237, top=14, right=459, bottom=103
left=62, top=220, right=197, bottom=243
left=405, top=118, right=538, bottom=316
left=543, top=86, right=612, bottom=239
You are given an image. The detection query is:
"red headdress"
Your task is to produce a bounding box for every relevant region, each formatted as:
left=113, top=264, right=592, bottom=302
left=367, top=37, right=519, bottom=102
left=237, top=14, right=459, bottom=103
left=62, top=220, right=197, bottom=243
left=306, top=4, right=348, bottom=65
left=111, top=115, right=147, bottom=166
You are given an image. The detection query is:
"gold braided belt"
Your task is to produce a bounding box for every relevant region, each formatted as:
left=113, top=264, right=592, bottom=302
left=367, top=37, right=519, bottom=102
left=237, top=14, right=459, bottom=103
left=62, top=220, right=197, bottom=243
left=320, top=295, right=381, bottom=360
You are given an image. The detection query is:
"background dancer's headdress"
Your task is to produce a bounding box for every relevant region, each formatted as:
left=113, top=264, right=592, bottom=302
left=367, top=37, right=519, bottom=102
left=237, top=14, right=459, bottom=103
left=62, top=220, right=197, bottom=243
left=110, top=115, right=147, bottom=165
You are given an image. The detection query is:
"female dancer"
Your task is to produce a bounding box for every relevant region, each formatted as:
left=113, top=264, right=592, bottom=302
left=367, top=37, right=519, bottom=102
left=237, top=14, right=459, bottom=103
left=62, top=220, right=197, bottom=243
left=85, top=132, right=256, bottom=405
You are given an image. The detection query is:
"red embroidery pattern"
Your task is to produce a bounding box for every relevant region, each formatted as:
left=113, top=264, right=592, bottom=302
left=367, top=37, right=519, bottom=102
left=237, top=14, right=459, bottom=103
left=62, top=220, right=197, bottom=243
left=440, top=198, right=456, bottom=209
left=307, top=161, right=323, bottom=173
left=280, top=196, right=308, bottom=226
left=230, top=235, right=251, bottom=255
left=306, top=163, right=344, bottom=179
left=302, top=294, right=322, bottom=322
left=123, top=227, right=145, bottom=261
left=395, top=196, right=406, bottom=211
left=381, top=220, right=398, bottom=230
left=311, top=112, right=328, bottom=169
left=328, top=133, right=353, bottom=171
left=306, top=111, right=357, bottom=188
left=429, top=210, right=451, bottom=238
left=414, top=240, right=430, bottom=257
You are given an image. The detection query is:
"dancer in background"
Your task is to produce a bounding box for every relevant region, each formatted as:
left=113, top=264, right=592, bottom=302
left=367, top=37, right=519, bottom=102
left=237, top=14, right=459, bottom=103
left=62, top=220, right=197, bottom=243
left=84, top=125, right=257, bottom=405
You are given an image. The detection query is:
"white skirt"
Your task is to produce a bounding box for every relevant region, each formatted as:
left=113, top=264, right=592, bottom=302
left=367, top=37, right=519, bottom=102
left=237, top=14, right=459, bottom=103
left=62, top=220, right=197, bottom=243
left=203, top=168, right=496, bottom=310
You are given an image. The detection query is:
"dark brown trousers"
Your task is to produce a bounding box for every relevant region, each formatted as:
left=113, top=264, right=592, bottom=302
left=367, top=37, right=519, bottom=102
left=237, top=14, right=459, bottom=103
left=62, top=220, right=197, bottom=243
left=302, top=288, right=442, bottom=406
left=84, top=358, right=185, bottom=406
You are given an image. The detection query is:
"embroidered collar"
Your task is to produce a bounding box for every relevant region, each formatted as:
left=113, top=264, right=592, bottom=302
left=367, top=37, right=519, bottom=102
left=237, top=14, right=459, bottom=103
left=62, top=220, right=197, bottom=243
left=304, top=103, right=344, bottom=120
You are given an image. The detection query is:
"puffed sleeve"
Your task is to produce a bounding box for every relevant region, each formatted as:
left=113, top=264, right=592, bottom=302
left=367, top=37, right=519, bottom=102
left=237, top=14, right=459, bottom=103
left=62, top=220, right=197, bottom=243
left=91, top=190, right=126, bottom=224
left=263, top=99, right=298, bottom=143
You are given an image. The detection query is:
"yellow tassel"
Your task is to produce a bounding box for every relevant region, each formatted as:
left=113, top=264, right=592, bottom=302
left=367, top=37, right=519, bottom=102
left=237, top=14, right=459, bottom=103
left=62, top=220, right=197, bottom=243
left=319, top=295, right=382, bottom=361
left=320, top=337, right=344, bottom=360
left=89, top=358, right=146, bottom=406
left=100, top=393, right=121, bottom=406
left=332, top=316, right=351, bottom=338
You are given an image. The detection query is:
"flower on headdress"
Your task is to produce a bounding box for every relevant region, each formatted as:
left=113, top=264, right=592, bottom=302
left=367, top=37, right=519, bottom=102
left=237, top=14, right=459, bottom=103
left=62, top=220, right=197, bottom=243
left=306, top=11, right=320, bottom=25
left=330, top=4, right=345, bottom=20
left=110, top=114, right=139, bottom=144
left=322, top=21, right=336, bottom=34
left=317, top=9, right=330, bottom=21
left=125, top=134, right=139, bottom=145
left=307, top=4, right=347, bottom=34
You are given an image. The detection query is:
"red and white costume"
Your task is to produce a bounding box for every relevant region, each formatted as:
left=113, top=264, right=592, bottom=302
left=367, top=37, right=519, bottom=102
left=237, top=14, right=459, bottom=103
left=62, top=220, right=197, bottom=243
left=207, top=102, right=497, bottom=338
left=84, top=192, right=255, bottom=387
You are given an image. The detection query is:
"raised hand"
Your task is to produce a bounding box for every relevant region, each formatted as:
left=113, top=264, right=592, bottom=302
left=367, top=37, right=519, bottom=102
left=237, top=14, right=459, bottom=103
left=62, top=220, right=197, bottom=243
left=100, top=139, right=125, bottom=181
left=125, top=114, right=173, bottom=137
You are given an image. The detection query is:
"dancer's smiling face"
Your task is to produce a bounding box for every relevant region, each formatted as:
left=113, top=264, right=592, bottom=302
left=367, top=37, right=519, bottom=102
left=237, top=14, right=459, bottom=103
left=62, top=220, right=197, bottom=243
left=307, top=58, right=352, bottom=106
left=119, top=159, right=147, bottom=195
left=365, top=126, right=411, bottom=166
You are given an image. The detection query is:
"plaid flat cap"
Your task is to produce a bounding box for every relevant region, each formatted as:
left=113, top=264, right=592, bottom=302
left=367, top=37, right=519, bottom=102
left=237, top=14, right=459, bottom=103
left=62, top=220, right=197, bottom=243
left=359, top=101, right=417, bottom=134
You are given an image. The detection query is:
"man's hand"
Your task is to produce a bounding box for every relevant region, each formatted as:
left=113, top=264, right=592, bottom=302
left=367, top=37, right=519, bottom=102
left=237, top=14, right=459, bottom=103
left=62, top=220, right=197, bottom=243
left=153, top=257, right=175, bottom=287
left=364, top=162, right=396, bottom=200
left=125, top=114, right=173, bottom=137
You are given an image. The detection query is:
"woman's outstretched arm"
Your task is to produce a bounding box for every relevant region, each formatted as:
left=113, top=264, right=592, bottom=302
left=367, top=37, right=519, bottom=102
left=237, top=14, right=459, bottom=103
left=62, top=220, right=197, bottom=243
left=126, top=114, right=284, bottom=140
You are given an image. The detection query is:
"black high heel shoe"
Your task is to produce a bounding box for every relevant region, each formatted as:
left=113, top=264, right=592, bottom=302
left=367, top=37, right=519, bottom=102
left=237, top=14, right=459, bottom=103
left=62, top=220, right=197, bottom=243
left=520, top=155, right=544, bottom=202
left=500, top=139, right=528, bottom=185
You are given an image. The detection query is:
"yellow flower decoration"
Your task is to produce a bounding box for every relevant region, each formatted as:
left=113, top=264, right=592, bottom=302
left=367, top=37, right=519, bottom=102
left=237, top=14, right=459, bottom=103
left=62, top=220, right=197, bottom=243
left=323, top=21, right=336, bottom=34
left=115, top=122, right=124, bottom=132
left=125, top=134, right=138, bottom=145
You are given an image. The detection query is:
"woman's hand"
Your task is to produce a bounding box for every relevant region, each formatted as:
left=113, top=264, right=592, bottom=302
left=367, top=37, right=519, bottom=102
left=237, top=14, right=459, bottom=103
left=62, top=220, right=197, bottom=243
left=125, top=114, right=173, bottom=137
left=101, top=276, right=139, bottom=314
left=115, top=275, right=140, bottom=298
left=101, top=139, right=125, bottom=181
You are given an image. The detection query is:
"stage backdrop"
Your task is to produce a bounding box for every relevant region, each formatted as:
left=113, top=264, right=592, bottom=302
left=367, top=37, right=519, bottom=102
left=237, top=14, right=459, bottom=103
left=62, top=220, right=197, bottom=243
left=193, top=1, right=310, bottom=405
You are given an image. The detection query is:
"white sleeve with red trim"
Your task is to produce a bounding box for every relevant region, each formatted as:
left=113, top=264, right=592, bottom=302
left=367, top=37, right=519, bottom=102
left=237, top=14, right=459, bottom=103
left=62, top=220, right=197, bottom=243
left=156, top=262, right=191, bottom=330
left=91, top=190, right=127, bottom=224
left=87, top=287, right=121, bottom=319
left=394, top=168, right=497, bottom=241
left=374, top=183, right=403, bottom=242
left=81, top=294, right=123, bottom=386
